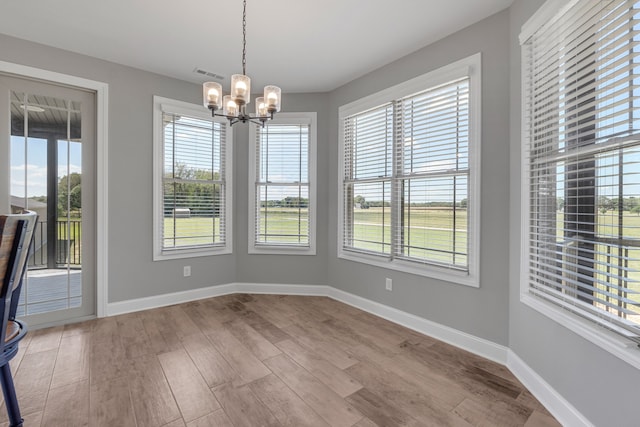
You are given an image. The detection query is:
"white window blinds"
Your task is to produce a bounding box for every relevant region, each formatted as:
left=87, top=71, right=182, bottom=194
left=522, top=0, right=640, bottom=343
left=396, top=80, right=470, bottom=268
left=162, top=112, right=227, bottom=250
left=254, top=122, right=310, bottom=246
left=342, top=77, right=471, bottom=270
left=343, top=104, right=393, bottom=254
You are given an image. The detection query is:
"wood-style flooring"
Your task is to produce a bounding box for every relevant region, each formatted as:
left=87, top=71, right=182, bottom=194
left=0, top=294, right=560, bottom=427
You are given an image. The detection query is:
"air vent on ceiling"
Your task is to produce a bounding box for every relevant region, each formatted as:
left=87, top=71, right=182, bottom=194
left=193, top=68, right=225, bottom=80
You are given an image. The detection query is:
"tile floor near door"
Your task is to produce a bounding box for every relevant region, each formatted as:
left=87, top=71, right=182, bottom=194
left=2, top=294, right=560, bottom=427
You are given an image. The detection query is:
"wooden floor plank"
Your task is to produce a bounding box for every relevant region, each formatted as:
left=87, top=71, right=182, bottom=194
left=89, top=376, right=136, bottom=427
left=276, top=338, right=362, bottom=397
left=264, top=353, right=363, bottom=427
left=236, top=310, right=291, bottom=344
left=140, top=307, right=185, bottom=354
left=523, top=410, right=562, bottom=427
left=89, top=331, right=127, bottom=385
left=26, top=326, right=63, bottom=354
left=13, top=348, right=57, bottom=415
left=205, top=327, right=271, bottom=386
left=90, top=317, right=119, bottom=344
left=186, top=409, right=234, bottom=427
left=0, top=410, right=42, bottom=427
left=250, top=373, right=330, bottom=427
left=62, top=319, right=94, bottom=337
left=453, top=397, right=533, bottom=427
left=50, top=332, right=90, bottom=389
left=116, top=313, right=154, bottom=359
left=164, top=305, right=202, bottom=338
left=181, top=301, right=224, bottom=335
left=199, top=297, right=240, bottom=324
left=158, top=348, right=220, bottom=422
left=9, top=332, right=32, bottom=376
left=41, top=379, right=89, bottom=427
left=400, top=340, right=525, bottom=403
left=213, top=383, right=280, bottom=427
left=163, top=419, right=187, bottom=427
left=223, top=318, right=282, bottom=360
left=353, top=417, right=379, bottom=427
left=181, top=332, right=236, bottom=388
left=126, top=354, right=182, bottom=427
left=282, top=321, right=359, bottom=370
left=346, top=360, right=470, bottom=426
left=345, top=388, right=422, bottom=427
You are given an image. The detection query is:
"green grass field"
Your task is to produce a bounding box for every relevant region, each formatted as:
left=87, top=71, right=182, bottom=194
left=349, top=207, right=468, bottom=266
left=162, top=207, right=639, bottom=324
left=163, top=217, right=222, bottom=247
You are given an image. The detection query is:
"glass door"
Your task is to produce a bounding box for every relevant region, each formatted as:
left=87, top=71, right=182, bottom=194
left=0, top=75, right=96, bottom=326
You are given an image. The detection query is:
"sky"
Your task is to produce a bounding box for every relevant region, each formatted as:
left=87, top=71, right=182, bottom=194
left=10, top=136, right=82, bottom=198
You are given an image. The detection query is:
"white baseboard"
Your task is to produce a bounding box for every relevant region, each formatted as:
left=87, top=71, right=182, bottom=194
left=235, top=282, right=330, bottom=296
left=507, top=351, right=593, bottom=427
left=105, top=281, right=588, bottom=426
left=106, top=283, right=237, bottom=316
left=105, top=282, right=328, bottom=316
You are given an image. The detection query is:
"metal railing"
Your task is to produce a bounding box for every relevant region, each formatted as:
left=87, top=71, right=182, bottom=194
left=28, top=220, right=82, bottom=269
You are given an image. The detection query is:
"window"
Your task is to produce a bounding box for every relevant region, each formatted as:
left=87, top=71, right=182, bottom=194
left=153, top=96, right=232, bottom=260
left=248, top=113, right=317, bottom=254
left=338, top=54, right=481, bottom=286
left=521, top=0, right=640, bottom=354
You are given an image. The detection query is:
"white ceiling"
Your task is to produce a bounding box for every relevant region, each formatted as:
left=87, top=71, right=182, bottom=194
left=0, top=0, right=513, bottom=93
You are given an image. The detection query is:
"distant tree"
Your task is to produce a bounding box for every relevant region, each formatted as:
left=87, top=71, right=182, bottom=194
left=58, top=173, right=82, bottom=216
left=632, top=206, right=640, bottom=216
left=598, top=196, right=614, bottom=213
left=281, top=196, right=308, bottom=208
left=556, top=197, right=564, bottom=211
left=164, top=163, right=221, bottom=216
left=354, top=195, right=369, bottom=209
left=625, top=197, right=639, bottom=211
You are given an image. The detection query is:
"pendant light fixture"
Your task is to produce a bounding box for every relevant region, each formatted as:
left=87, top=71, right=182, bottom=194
left=202, top=0, right=281, bottom=126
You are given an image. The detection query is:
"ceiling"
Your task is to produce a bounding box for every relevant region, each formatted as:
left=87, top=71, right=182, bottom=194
left=0, top=0, right=514, bottom=93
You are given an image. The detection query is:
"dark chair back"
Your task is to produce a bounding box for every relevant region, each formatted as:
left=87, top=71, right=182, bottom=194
left=5, top=212, right=38, bottom=321
left=0, top=210, right=37, bottom=427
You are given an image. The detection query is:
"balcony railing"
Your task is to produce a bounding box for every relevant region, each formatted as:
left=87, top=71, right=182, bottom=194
left=28, top=220, right=81, bottom=269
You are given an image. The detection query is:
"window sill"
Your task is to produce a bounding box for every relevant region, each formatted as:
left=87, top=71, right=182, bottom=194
left=154, top=246, right=232, bottom=261
left=338, top=249, right=479, bottom=287
left=249, top=245, right=316, bottom=256
left=520, top=293, right=640, bottom=370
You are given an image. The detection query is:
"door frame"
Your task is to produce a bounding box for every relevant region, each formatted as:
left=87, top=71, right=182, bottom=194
left=0, top=60, right=109, bottom=318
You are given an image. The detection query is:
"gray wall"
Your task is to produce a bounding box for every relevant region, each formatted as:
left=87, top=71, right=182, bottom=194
left=234, top=93, right=330, bottom=286
left=508, top=1, right=640, bottom=426
left=2, top=4, right=638, bottom=423
left=327, top=10, right=512, bottom=346
left=0, top=34, right=236, bottom=303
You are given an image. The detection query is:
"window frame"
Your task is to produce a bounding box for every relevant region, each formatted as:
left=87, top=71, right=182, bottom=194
left=338, top=53, right=482, bottom=286
left=248, top=112, right=317, bottom=255
left=519, top=0, right=640, bottom=370
left=152, top=96, right=233, bottom=261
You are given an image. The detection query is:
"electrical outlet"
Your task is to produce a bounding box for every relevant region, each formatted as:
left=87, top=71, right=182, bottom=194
left=183, top=266, right=191, bottom=277
left=385, top=278, right=393, bottom=291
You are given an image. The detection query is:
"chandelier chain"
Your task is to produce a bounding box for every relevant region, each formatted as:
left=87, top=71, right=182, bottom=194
left=242, top=0, right=247, bottom=76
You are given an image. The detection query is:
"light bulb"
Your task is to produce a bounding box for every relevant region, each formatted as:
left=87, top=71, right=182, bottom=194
left=235, top=81, right=247, bottom=96
left=207, top=88, right=219, bottom=103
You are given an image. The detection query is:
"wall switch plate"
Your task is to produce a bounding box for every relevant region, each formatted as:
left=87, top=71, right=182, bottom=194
left=183, top=266, right=191, bottom=277
left=385, top=278, right=392, bottom=291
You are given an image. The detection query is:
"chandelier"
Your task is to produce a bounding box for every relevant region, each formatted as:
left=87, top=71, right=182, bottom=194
left=202, top=0, right=281, bottom=126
